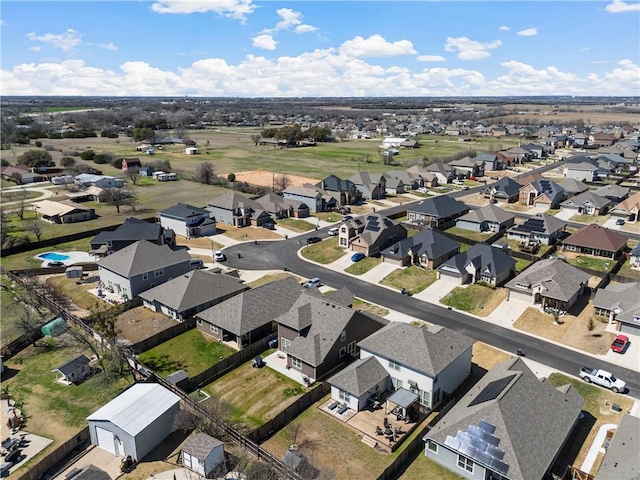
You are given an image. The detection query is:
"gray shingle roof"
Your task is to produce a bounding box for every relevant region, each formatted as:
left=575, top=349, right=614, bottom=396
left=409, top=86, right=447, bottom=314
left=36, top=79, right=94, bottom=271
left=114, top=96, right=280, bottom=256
left=73, top=465, right=111, bottom=480
left=317, top=175, right=355, bottom=192
left=506, top=258, right=591, bottom=302
left=438, top=243, right=515, bottom=278
left=409, top=196, right=469, bottom=219
left=207, top=191, right=260, bottom=210
left=91, top=217, right=162, bottom=246
left=306, top=285, right=354, bottom=307
left=159, top=203, right=209, bottom=219
left=595, top=184, right=630, bottom=199
left=327, top=356, right=389, bottom=396
left=485, top=177, right=521, bottom=197
left=380, top=229, right=459, bottom=260
left=508, top=214, right=566, bottom=236
left=354, top=214, right=404, bottom=247
left=358, top=323, right=474, bottom=377
left=196, top=277, right=304, bottom=336
left=425, top=358, right=583, bottom=480
left=596, top=414, right=640, bottom=480
left=54, top=355, right=90, bottom=375
left=528, top=179, right=565, bottom=205
left=558, top=178, right=589, bottom=195
left=458, top=204, right=516, bottom=225
left=97, top=240, right=191, bottom=277
left=138, top=270, right=247, bottom=313
left=182, top=432, right=223, bottom=459
left=593, top=282, right=640, bottom=317
left=560, top=190, right=611, bottom=209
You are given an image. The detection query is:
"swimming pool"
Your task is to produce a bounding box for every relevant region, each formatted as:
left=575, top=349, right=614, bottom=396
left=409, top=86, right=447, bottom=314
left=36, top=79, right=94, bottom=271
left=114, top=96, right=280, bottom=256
left=38, top=252, right=71, bottom=261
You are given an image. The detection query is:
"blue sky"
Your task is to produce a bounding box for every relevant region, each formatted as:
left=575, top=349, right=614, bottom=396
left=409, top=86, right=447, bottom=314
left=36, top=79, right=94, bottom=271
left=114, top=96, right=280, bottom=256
left=1, top=1, right=639, bottom=96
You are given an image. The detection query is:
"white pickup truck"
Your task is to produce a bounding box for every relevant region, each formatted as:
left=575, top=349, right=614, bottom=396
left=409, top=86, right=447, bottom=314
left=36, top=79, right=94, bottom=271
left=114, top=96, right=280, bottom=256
left=579, top=368, right=626, bottom=393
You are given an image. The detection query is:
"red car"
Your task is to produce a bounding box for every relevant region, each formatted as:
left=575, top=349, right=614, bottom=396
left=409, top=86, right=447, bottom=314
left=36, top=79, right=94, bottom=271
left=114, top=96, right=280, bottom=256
left=610, top=335, right=629, bottom=353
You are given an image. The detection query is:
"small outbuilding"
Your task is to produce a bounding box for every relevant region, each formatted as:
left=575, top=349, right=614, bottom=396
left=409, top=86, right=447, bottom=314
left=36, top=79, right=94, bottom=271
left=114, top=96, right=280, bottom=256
left=41, top=317, right=67, bottom=337
left=52, top=355, right=92, bottom=385
left=66, top=266, right=84, bottom=279
left=181, top=432, right=224, bottom=477
left=185, top=147, right=199, bottom=155
left=87, top=383, right=181, bottom=461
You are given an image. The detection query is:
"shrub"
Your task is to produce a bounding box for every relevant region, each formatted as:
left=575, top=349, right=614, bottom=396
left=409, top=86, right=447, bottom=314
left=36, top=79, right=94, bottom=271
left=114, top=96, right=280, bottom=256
left=34, top=141, right=43, bottom=148
left=80, top=149, right=95, bottom=161
left=43, top=144, right=57, bottom=151
left=112, top=158, right=124, bottom=169
left=227, top=173, right=236, bottom=182
left=3, top=234, right=31, bottom=249
left=62, top=150, right=80, bottom=157
left=93, top=154, right=109, bottom=164
left=48, top=133, right=63, bottom=139
left=475, top=281, right=496, bottom=289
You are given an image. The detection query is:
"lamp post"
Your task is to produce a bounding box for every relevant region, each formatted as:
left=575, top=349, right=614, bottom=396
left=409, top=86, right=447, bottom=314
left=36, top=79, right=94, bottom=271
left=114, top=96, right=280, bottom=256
left=447, top=293, right=452, bottom=310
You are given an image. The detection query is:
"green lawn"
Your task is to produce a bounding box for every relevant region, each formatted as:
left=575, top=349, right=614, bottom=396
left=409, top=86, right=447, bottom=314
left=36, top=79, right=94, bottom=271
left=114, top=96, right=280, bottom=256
left=1, top=238, right=92, bottom=271
left=441, top=284, right=504, bottom=315
left=301, top=236, right=345, bottom=264
left=137, top=328, right=236, bottom=376
left=312, top=212, right=342, bottom=223
left=445, top=226, right=495, bottom=243
left=399, top=455, right=464, bottom=480
left=514, top=258, right=532, bottom=273
left=565, top=255, right=614, bottom=272
left=46, top=275, right=105, bottom=311
left=344, top=256, right=381, bottom=275
left=246, top=272, right=300, bottom=288
left=276, top=217, right=315, bottom=232
left=570, top=214, right=606, bottom=225
left=379, top=266, right=438, bottom=293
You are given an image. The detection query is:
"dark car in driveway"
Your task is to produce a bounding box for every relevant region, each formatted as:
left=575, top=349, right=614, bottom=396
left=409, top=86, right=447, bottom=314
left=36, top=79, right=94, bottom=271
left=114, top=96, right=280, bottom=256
left=351, top=252, right=365, bottom=262
left=306, top=236, right=322, bottom=245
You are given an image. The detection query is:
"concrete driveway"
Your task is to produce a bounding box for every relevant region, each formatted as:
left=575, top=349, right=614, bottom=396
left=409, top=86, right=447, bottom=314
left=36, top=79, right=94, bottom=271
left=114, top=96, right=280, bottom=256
left=358, top=262, right=400, bottom=284
left=54, top=446, right=122, bottom=480
left=603, top=217, right=624, bottom=231
left=413, top=278, right=459, bottom=303
left=554, top=209, right=576, bottom=221
left=326, top=251, right=356, bottom=272
left=486, top=297, right=531, bottom=329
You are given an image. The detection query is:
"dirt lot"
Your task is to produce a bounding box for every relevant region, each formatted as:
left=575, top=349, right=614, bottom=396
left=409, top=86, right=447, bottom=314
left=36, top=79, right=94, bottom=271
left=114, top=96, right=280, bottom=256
left=115, top=306, right=178, bottom=344
left=222, top=170, right=319, bottom=188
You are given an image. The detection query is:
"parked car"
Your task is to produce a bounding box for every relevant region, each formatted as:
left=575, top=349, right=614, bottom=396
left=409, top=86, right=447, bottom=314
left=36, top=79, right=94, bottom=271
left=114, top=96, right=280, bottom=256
left=327, top=227, right=339, bottom=236
left=490, top=176, right=499, bottom=180
left=351, top=252, right=365, bottom=262
left=469, top=176, right=477, bottom=181
left=337, top=206, right=351, bottom=215
left=306, top=236, right=322, bottom=245
left=47, top=261, right=64, bottom=268
left=579, top=367, right=626, bottom=393
left=302, top=277, right=321, bottom=288
left=190, top=259, right=205, bottom=269
left=416, top=187, right=429, bottom=194
left=615, top=219, right=626, bottom=226
left=461, top=185, right=469, bottom=190
left=452, top=179, right=463, bottom=185
left=610, top=334, right=629, bottom=354
left=342, top=215, right=353, bottom=222
left=262, top=222, right=275, bottom=230
left=213, top=250, right=226, bottom=262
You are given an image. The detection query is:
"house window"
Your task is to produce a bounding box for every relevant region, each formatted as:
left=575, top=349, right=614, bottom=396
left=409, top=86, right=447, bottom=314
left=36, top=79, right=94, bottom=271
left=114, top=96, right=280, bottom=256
left=210, top=325, right=219, bottom=334
left=389, top=360, right=401, bottom=371
left=291, top=357, right=302, bottom=369
left=339, top=390, right=350, bottom=402
left=340, top=238, right=347, bottom=246
left=339, top=347, right=346, bottom=357
left=420, top=390, right=430, bottom=406
left=154, top=268, right=164, bottom=277
left=347, top=341, right=357, bottom=356
left=282, top=338, right=291, bottom=350
left=427, top=441, right=438, bottom=453
left=142, top=273, right=149, bottom=281
left=197, top=319, right=202, bottom=326
left=391, top=377, right=403, bottom=390
left=341, top=330, right=346, bottom=342
left=457, top=455, right=474, bottom=473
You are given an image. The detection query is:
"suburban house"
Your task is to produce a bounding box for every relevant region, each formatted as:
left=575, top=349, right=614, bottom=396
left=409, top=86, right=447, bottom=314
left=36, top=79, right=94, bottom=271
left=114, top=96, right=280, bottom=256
left=507, top=214, right=566, bottom=245
left=345, top=214, right=408, bottom=256
left=593, top=282, right=640, bottom=335
left=591, top=132, right=617, bottom=147
left=283, top=184, right=336, bottom=213
left=196, top=277, right=305, bottom=349
left=355, top=323, right=474, bottom=410
left=475, top=152, right=502, bottom=171
left=609, top=191, right=640, bottom=223
left=563, top=158, right=603, bottom=182
left=276, top=294, right=388, bottom=383
left=381, top=137, right=405, bottom=148
left=423, top=358, right=583, bottom=480
left=448, top=157, right=484, bottom=177
left=455, top=204, right=516, bottom=233
left=158, top=203, right=216, bottom=239
left=338, top=216, right=365, bottom=248
left=33, top=200, right=96, bottom=224
left=349, top=172, right=386, bottom=200
left=630, top=244, right=640, bottom=269
left=255, top=192, right=310, bottom=219
left=406, top=166, right=439, bottom=187
left=380, top=229, right=460, bottom=268
left=97, top=240, right=192, bottom=300
left=505, top=258, right=590, bottom=310
left=90, top=217, right=172, bottom=256
left=483, top=177, right=521, bottom=203
left=139, top=270, right=248, bottom=322
left=87, top=383, right=181, bottom=461
left=181, top=433, right=225, bottom=477
left=316, top=175, right=361, bottom=206
left=558, top=178, right=590, bottom=197
left=385, top=170, right=422, bottom=191
left=424, top=162, right=457, bottom=184
left=559, top=191, right=612, bottom=216
left=52, top=355, right=92, bottom=385
left=383, top=174, right=405, bottom=195
left=206, top=192, right=272, bottom=227
left=518, top=179, right=565, bottom=209
left=503, top=146, right=533, bottom=163
left=594, top=184, right=630, bottom=203
left=121, top=157, right=142, bottom=172
left=406, top=196, right=469, bottom=230
left=75, top=173, right=124, bottom=188
left=561, top=224, right=628, bottom=259
left=437, top=243, right=515, bottom=286
left=596, top=414, right=640, bottom=480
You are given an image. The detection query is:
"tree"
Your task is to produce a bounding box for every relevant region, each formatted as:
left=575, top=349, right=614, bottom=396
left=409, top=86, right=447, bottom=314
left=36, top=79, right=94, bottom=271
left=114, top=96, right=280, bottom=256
left=18, top=149, right=54, bottom=169
left=79, top=149, right=95, bottom=161
left=273, top=173, right=291, bottom=192
left=14, top=303, right=45, bottom=347
left=102, top=187, right=129, bottom=213
left=12, top=189, right=28, bottom=220
left=422, top=154, right=430, bottom=167
left=26, top=218, right=44, bottom=241
left=126, top=166, right=141, bottom=185
left=587, top=317, right=596, bottom=337
left=132, top=127, right=155, bottom=142
left=227, top=173, right=236, bottom=183
left=125, top=192, right=139, bottom=213
left=0, top=210, right=9, bottom=246
left=336, top=131, right=348, bottom=142
left=250, top=134, right=262, bottom=146
left=192, top=162, right=216, bottom=185
left=61, top=156, right=76, bottom=168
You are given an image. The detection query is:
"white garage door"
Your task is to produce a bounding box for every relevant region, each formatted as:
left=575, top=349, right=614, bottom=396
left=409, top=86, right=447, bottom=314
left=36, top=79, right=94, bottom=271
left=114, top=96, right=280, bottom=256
left=509, top=290, right=532, bottom=303
left=439, top=270, right=461, bottom=283
left=95, top=426, right=116, bottom=454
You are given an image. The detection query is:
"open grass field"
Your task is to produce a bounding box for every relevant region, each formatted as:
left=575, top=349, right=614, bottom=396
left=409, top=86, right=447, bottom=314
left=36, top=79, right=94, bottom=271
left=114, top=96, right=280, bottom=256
left=201, top=359, right=306, bottom=432
left=301, top=236, right=345, bottom=264
left=442, top=284, right=505, bottom=316
left=136, top=328, right=235, bottom=376
left=344, top=256, right=382, bottom=275
left=379, top=266, right=438, bottom=293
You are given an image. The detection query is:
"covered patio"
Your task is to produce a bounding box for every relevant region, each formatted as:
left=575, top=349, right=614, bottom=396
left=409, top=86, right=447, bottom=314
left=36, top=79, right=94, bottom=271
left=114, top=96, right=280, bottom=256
left=384, top=388, right=420, bottom=422
left=263, top=350, right=313, bottom=386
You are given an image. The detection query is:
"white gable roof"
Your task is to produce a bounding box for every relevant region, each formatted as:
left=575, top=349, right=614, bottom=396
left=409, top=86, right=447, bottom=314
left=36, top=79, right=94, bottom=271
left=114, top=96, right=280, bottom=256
left=87, top=383, right=180, bottom=436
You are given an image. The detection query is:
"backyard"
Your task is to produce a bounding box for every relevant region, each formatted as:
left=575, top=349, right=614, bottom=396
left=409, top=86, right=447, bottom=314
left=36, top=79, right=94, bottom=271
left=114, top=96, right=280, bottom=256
left=46, top=274, right=105, bottom=312
left=444, top=226, right=496, bottom=243
left=562, top=253, right=616, bottom=273
left=301, top=236, right=345, bottom=264
left=513, top=299, right=615, bottom=355
left=115, top=306, right=178, bottom=344
left=379, top=266, right=438, bottom=294
left=200, top=358, right=306, bottom=432
left=136, top=328, right=235, bottom=376
left=441, top=284, right=506, bottom=316
left=1, top=238, right=92, bottom=271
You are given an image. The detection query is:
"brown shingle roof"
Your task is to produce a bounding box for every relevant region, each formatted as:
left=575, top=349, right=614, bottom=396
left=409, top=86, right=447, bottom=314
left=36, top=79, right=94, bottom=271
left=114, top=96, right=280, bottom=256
left=562, top=224, right=628, bottom=252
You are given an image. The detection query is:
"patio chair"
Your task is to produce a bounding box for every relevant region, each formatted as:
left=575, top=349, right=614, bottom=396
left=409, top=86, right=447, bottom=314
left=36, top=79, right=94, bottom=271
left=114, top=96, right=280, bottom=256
left=375, top=426, right=383, bottom=436
left=337, top=403, right=348, bottom=415
left=394, top=427, right=403, bottom=435
left=383, top=418, right=391, bottom=429
left=328, top=401, right=340, bottom=411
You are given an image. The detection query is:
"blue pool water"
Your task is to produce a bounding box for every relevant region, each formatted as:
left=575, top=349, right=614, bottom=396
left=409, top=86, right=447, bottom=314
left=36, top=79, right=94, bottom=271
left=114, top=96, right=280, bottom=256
left=38, top=252, right=70, bottom=261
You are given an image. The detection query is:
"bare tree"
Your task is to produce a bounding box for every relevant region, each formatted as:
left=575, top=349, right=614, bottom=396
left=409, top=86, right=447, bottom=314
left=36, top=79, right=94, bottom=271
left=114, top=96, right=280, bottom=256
left=14, top=303, right=46, bottom=346
left=125, top=193, right=139, bottom=213
left=26, top=217, right=44, bottom=241
left=192, top=162, right=216, bottom=185
left=0, top=210, right=9, bottom=246
left=250, top=134, right=262, bottom=146
left=422, top=154, right=430, bottom=167
left=587, top=317, right=596, bottom=337
left=102, top=187, right=129, bottom=214
left=273, top=173, right=291, bottom=192
left=126, top=166, right=141, bottom=185
left=336, top=131, right=348, bottom=142
left=12, top=189, right=28, bottom=220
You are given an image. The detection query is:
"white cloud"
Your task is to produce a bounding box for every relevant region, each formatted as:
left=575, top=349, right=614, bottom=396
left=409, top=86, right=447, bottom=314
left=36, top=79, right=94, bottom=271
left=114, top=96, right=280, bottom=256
left=605, top=0, right=640, bottom=13
left=99, top=43, right=118, bottom=51
left=499, top=26, right=510, bottom=31
left=151, top=0, right=255, bottom=23
left=263, top=8, right=317, bottom=34
left=417, top=55, right=446, bottom=62
left=517, top=27, right=538, bottom=37
left=340, top=35, right=416, bottom=58
left=444, top=37, right=501, bottom=60
left=589, top=59, right=640, bottom=93
left=252, top=34, right=277, bottom=50
left=579, top=47, right=591, bottom=52
left=26, top=29, right=81, bottom=52
left=294, top=24, right=318, bottom=34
